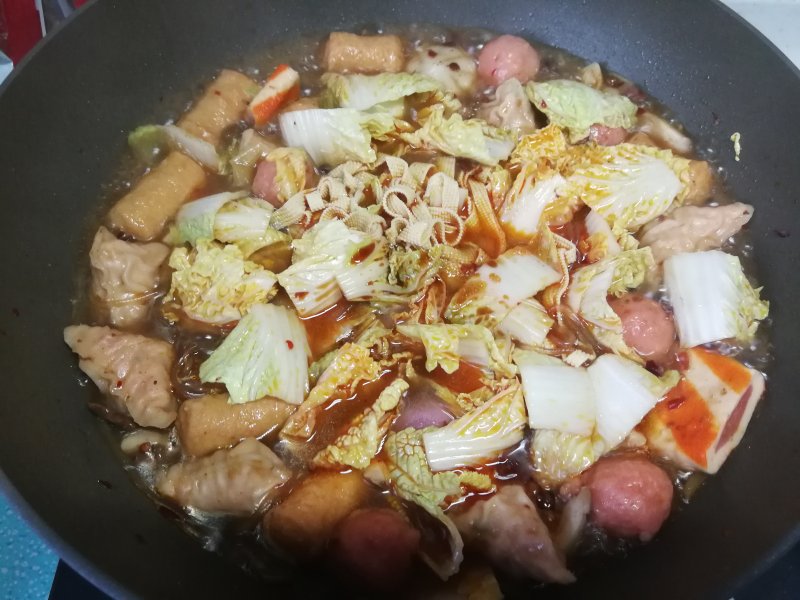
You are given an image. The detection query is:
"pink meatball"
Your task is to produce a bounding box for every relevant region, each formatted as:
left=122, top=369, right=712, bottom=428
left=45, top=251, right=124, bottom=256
left=589, top=124, right=628, bottom=146
left=609, top=294, right=676, bottom=362
left=582, top=455, right=673, bottom=541
left=331, top=508, right=420, bottom=589
left=478, top=35, right=541, bottom=86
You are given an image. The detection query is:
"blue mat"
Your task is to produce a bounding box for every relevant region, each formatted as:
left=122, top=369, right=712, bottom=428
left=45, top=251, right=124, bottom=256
left=0, top=493, right=57, bottom=600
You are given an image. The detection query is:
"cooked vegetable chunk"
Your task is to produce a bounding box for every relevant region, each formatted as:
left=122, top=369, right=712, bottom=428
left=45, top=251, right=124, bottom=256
left=176, top=393, right=295, bottom=457
left=323, top=32, right=405, bottom=74
left=107, top=151, right=207, bottom=241
left=177, top=69, right=257, bottom=145
left=64, top=325, right=177, bottom=428
left=157, top=438, right=289, bottom=514
left=265, top=470, right=369, bottom=558
left=89, top=226, right=169, bottom=328
left=453, top=485, right=574, bottom=583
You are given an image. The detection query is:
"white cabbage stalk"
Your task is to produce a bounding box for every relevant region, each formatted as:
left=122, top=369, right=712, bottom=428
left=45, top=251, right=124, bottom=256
left=584, top=208, right=621, bottom=261
left=279, top=108, right=397, bottom=167
left=587, top=354, right=675, bottom=447
left=169, top=191, right=247, bottom=246
left=516, top=352, right=596, bottom=436
left=320, top=72, right=443, bottom=110
left=128, top=124, right=221, bottom=171
left=423, top=385, right=527, bottom=471
left=199, top=304, right=310, bottom=405
left=500, top=174, right=566, bottom=238
left=334, top=239, right=429, bottom=303
left=664, top=250, right=769, bottom=347
left=397, top=323, right=515, bottom=378
left=446, top=248, right=560, bottom=326
left=497, top=299, right=554, bottom=347
left=214, top=197, right=289, bottom=257
left=169, top=193, right=288, bottom=257
left=277, top=221, right=370, bottom=317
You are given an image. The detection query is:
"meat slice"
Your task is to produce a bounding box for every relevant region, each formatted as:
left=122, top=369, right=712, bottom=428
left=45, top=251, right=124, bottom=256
left=453, top=485, right=575, bottom=584
left=578, top=455, right=673, bottom=542
left=156, top=438, right=290, bottom=515
left=176, top=393, right=295, bottom=457
left=89, top=226, right=169, bottom=328
left=639, top=202, right=753, bottom=264
left=64, top=325, right=177, bottom=428
left=177, top=69, right=257, bottom=145
left=323, top=32, right=405, bottom=74
left=331, top=508, right=421, bottom=590
left=264, top=470, right=369, bottom=559
left=609, top=294, right=676, bottom=362
left=107, top=151, right=207, bottom=241
left=477, top=35, right=541, bottom=86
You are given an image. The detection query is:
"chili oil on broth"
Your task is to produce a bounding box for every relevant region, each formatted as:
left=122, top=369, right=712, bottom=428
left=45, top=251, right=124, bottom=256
left=69, top=23, right=770, bottom=594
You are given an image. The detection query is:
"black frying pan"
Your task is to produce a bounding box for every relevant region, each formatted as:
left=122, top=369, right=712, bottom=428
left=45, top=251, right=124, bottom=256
left=0, top=1, right=798, bottom=598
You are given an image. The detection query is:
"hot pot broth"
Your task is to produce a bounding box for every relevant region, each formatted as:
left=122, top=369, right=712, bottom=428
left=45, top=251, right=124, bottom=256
left=65, top=24, right=770, bottom=596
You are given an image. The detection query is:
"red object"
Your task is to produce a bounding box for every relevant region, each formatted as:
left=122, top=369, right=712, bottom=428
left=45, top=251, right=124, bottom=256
left=2, top=0, right=43, bottom=63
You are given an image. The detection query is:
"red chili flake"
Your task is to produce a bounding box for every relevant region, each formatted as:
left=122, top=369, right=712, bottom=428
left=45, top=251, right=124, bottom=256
left=295, top=291, right=309, bottom=300
left=427, top=49, right=437, bottom=58
left=540, top=100, right=547, bottom=109
left=667, top=395, right=686, bottom=410
left=286, top=340, right=294, bottom=350
left=448, top=62, right=460, bottom=71
left=116, top=380, right=123, bottom=388
left=213, top=89, right=222, bottom=96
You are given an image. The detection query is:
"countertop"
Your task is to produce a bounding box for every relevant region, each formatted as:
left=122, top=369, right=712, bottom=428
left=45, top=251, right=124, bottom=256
left=1, top=1, right=799, bottom=598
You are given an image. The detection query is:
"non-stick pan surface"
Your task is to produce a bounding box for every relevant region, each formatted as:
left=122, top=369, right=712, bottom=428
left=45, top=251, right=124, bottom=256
left=0, top=1, right=798, bottom=598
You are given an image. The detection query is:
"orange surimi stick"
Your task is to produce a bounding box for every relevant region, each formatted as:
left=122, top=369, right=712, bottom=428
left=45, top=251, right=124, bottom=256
left=248, top=64, right=301, bottom=127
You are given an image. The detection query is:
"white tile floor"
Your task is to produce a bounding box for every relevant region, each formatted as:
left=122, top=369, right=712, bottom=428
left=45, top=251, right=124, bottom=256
left=722, top=0, right=800, bottom=66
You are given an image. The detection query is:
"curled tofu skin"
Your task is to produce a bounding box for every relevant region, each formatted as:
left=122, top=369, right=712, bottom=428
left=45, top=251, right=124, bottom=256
left=453, top=485, right=574, bottom=584
left=63, top=325, right=177, bottom=428
left=177, top=394, right=295, bottom=457
left=157, top=438, right=290, bottom=515
left=108, top=69, right=256, bottom=241
left=90, top=226, right=169, bottom=328
left=323, top=32, right=405, bottom=74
